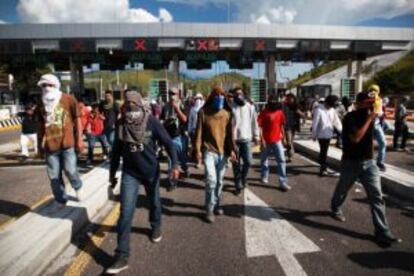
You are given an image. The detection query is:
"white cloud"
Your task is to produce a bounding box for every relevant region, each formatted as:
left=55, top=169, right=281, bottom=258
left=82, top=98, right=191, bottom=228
left=0, top=20, right=8, bottom=24
left=251, top=6, right=297, bottom=24
left=17, top=0, right=174, bottom=23
left=157, top=0, right=414, bottom=25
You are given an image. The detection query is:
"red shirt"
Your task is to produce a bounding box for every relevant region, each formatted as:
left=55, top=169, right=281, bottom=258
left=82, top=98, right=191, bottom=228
left=87, top=113, right=105, bottom=136
left=258, top=108, right=285, bottom=143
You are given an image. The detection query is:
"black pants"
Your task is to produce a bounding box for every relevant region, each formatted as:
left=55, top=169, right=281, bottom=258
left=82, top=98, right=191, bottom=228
left=393, top=123, right=409, bottom=149
left=318, top=139, right=331, bottom=172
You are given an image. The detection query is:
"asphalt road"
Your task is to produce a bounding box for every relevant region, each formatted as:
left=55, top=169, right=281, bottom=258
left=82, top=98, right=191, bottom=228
left=59, top=154, right=414, bottom=276
left=0, top=129, right=20, bottom=145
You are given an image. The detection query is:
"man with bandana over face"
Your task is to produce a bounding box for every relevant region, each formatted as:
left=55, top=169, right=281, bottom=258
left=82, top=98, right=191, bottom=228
left=107, top=90, right=179, bottom=274
left=330, top=91, right=402, bottom=247
left=231, top=87, right=260, bottom=196
left=258, top=94, right=291, bottom=192
left=195, top=86, right=236, bottom=223
left=36, top=74, right=85, bottom=205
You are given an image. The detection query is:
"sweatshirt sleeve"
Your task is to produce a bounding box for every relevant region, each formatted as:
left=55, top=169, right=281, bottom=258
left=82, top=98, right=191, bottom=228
left=333, top=111, right=343, bottom=133
left=251, top=105, right=260, bottom=140
left=152, top=117, right=179, bottom=168
left=311, top=108, right=320, bottom=139
left=195, top=109, right=204, bottom=155
left=225, top=111, right=235, bottom=156
left=110, top=135, right=123, bottom=179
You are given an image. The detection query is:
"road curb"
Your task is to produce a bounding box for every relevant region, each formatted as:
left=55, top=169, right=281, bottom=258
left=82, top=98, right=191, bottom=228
left=294, top=140, right=414, bottom=201
left=0, top=118, right=22, bottom=132
left=0, top=162, right=116, bottom=276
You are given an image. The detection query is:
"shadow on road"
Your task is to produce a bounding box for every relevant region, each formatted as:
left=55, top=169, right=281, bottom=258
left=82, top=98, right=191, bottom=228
left=348, top=251, right=414, bottom=273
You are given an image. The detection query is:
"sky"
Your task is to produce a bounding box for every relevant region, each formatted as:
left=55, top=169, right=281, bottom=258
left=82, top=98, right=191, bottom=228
left=0, top=0, right=413, bottom=80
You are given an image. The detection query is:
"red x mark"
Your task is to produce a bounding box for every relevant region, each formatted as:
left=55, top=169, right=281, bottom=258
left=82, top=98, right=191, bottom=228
left=134, top=39, right=147, bottom=51
left=255, top=39, right=266, bottom=51
left=197, top=39, right=208, bottom=51
left=72, top=41, right=84, bottom=52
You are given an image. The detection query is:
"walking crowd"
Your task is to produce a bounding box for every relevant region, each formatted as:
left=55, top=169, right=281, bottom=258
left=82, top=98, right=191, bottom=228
left=24, top=73, right=409, bottom=274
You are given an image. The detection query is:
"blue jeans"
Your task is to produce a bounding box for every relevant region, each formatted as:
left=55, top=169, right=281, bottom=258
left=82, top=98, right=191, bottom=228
left=45, top=147, right=83, bottom=204
left=87, top=134, right=109, bottom=162
left=331, top=159, right=392, bottom=236
left=167, top=135, right=188, bottom=187
left=104, top=129, right=115, bottom=148
left=260, top=141, right=288, bottom=187
left=204, top=151, right=227, bottom=212
left=116, top=171, right=161, bottom=258
left=232, top=141, right=252, bottom=190
left=374, top=123, right=386, bottom=166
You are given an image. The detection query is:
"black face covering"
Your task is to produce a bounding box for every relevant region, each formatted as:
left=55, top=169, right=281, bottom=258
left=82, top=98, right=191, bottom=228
left=234, top=95, right=246, bottom=106
left=118, top=92, right=150, bottom=148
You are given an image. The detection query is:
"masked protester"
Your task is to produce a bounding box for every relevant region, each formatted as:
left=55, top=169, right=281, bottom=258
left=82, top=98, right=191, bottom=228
left=160, top=87, right=189, bottom=191
left=195, top=86, right=236, bottom=223
left=258, top=95, right=291, bottom=192
left=368, top=84, right=387, bottom=172
left=188, top=93, right=205, bottom=165
left=330, top=92, right=402, bottom=246
left=107, top=90, right=179, bottom=274
left=231, top=87, right=260, bottom=195
left=282, top=93, right=305, bottom=162
left=35, top=74, right=84, bottom=205
left=311, top=95, right=342, bottom=177
left=393, top=96, right=410, bottom=151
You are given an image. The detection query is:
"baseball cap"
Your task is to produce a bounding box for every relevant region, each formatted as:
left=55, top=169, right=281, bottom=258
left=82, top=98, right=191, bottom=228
left=37, top=74, right=61, bottom=89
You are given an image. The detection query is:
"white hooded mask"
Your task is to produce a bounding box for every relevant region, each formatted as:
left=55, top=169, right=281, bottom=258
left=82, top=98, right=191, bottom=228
left=38, top=74, right=63, bottom=124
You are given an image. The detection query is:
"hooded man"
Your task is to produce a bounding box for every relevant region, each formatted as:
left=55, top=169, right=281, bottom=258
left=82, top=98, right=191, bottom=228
left=107, top=90, right=179, bottom=274
left=231, top=87, right=260, bottom=195
left=330, top=91, right=402, bottom=246
left=36, top=74, right=84, bottom=205
left=368, top=84, right=387, bottom=172
left=195, top=86, right=236, bottom=223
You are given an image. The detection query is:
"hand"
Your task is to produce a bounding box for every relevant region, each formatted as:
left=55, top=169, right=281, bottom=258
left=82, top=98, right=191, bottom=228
left=76, top=140, right=85, bottom=154
left=171, top=168, right=180, bottom=180
left=368, top=112, right=378, bottom=121
left=196, top=152, right=202, bottom=164
left=110, top=177, right=118, bottom=189
left=230, top=151, right=237, bottom=162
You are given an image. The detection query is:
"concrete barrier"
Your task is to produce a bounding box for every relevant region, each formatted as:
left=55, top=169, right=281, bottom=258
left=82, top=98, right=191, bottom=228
left=0, top=162, right=117, bottom=276
left=0, top=117, right=21, bottom=131
left=294, top=139, right=414, bottom=201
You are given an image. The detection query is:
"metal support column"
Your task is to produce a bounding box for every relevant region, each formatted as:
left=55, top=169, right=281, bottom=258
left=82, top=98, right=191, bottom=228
left=356, top=60, right=363, bottom=92
left=172, top=55, right=180, bottom=89
left=266, top=55, right=276, bottom=95
left=347, top=59, right=353, bottom=78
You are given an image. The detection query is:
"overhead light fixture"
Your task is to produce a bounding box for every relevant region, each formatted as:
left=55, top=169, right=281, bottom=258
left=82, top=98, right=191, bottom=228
left=109, top=49, right=113, bottom=55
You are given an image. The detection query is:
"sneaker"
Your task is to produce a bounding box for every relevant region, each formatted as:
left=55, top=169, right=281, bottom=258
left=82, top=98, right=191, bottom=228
left=280, top=185, right=292, bottom=192
left=331, top=211, right=346, bottom=222
left=206, top=210, right=215, bottom=223
left=375, top=233, right=402, bottom=246
left=377, top=163, right=386, bottom=172
left=326, top=169, right=340, bottom=176
left=106, top=256, right=129, bottom=274
left=319, top=170, right=328, bottom=177
left=214, top=207, right=224, bottom=216
left=75, top=188, right=84, bottom=202
left=261, top=178, right=269, bottom=184
left=166, top=185, right=176, bottom=192
left=184, top=170, right=191, bottom=178
left=234, top=189, right=242, bottom=196
left=151, top=228, right=162, bottom=243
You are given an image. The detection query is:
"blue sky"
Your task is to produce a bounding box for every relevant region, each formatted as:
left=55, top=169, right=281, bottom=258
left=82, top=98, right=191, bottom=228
left=1, top=0, right=413, bottom=80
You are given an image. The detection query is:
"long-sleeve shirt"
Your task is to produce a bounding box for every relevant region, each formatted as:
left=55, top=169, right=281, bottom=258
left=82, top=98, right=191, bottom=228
left=232, top=103, right=260, bottom=142
left=110, top=115, right=178, bottom=182
left=312, top=105, right=342, bottom=140
left=195, top=107, right=234, bottom=156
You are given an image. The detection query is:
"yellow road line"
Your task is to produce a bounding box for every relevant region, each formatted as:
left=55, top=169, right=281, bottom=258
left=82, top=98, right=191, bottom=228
left=0, top=125, right=21, bottom=132
left=64, top=203, right=120, bottom=276
left=0, top=194, right=54, bottom=231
